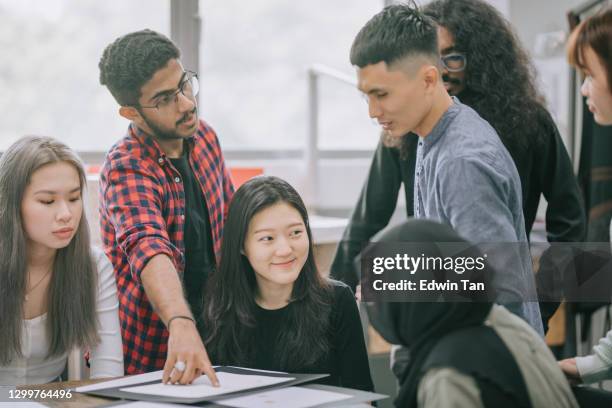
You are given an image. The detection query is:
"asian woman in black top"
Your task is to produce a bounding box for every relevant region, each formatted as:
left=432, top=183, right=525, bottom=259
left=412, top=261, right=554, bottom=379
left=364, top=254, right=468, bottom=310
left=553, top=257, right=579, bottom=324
left=202, top=176, right=373, bottom=391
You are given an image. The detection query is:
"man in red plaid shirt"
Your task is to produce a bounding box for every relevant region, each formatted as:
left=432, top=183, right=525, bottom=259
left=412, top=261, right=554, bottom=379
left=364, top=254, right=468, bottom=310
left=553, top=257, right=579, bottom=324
left=98, top=30, right=233, bottom=385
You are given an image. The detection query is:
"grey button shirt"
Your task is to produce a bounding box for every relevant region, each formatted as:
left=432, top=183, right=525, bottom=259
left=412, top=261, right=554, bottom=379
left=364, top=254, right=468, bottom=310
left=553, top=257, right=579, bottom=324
left=413, top=97, right=543, bottom=336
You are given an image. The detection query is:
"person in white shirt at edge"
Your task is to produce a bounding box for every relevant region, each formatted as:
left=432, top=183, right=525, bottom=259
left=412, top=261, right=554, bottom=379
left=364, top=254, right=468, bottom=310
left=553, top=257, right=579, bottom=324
left=0, top=136, right=123, bottom=385
left=559, top=8, right=612, bottom=384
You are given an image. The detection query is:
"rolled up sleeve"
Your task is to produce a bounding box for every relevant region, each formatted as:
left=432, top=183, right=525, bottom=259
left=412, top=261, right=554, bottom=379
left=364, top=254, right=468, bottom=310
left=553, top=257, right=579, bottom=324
left=101, top=159, right=182, bottom=282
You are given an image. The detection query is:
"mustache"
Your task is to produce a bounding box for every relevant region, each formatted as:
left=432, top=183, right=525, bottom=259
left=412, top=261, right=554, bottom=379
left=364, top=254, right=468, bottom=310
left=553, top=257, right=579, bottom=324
left=176, top=108, right=197, bottom=125
left=442, top=74, right=463, bottom=86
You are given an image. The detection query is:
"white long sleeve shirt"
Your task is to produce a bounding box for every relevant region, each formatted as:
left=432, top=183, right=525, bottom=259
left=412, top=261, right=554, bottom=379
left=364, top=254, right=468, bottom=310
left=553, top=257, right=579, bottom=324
left=0, top=248, right=124, bottom=385
left=576, top=329, right=612, bottom=383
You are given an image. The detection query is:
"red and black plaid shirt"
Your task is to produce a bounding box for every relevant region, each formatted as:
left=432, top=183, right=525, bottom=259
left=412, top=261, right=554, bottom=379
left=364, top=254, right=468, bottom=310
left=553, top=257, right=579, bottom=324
left=99, top=120, right=234, bottom=374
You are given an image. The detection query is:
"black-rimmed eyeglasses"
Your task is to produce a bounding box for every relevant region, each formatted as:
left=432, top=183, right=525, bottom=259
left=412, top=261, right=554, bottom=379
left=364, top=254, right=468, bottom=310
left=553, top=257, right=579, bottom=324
left=440, top=53, right=467, bottom=72
left=138, top=71, right=199, bottom=110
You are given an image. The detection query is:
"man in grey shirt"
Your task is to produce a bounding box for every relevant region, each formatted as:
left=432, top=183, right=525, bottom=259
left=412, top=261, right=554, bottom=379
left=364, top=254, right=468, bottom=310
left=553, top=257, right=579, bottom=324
left=350, top=4, right=543, bottom=335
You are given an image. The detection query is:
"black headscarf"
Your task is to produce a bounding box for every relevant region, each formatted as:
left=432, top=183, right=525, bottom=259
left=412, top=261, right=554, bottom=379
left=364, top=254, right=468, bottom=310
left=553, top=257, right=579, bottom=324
left=365, top=220, right=493, bottom=407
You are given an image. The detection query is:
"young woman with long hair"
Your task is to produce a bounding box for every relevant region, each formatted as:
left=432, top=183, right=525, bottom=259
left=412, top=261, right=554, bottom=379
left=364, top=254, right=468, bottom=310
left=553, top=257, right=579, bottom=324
left=560, top=8, right=612, bottom=384
left=0, top=136, right=123, bottom=384
left=203, top=176, right=373, bottom=391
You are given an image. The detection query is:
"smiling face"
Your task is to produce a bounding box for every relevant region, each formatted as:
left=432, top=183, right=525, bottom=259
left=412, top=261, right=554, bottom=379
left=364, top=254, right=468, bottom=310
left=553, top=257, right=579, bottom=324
left=358, top=60, right=435, bottom=138
left=243, top=202, right=309, bottom=294
left=580, top=46, right=612, bottom=125
left=21, top=162, right=83, bottom=257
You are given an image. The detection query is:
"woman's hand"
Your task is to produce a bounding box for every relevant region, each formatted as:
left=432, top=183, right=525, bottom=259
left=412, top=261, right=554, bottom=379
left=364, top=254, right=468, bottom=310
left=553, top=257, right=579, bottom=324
left=559, top=358, right=582, bottom=384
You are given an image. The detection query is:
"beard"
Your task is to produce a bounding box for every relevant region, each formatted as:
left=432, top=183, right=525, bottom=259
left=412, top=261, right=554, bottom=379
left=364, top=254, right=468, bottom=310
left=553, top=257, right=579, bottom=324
left=441, top=74, right=482, bottom=107
left=441, top=73, right=464, bottom=94
left=139, top=107, right=198, bottom=141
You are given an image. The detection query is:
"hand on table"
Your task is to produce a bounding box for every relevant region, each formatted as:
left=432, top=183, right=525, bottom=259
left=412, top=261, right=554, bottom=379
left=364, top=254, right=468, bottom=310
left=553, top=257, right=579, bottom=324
left=162, top=318, right=219, bottom=386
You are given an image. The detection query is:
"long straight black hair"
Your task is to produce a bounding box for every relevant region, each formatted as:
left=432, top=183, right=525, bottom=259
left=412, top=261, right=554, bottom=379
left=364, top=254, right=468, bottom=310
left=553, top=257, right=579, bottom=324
left=0, top=136, right=99, bottom=364
left=202, top=176, right=332, bottom=371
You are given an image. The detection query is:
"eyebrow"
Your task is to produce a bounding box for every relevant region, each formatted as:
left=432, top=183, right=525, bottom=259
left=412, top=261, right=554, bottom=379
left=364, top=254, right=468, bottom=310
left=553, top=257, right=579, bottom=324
left=253, top=222, right=304, bottom=234
left=148, top=71, right=187, bottom=103
left=34, top=187, right=81, bottom=195
left=359, top=86, right=386, bottom=95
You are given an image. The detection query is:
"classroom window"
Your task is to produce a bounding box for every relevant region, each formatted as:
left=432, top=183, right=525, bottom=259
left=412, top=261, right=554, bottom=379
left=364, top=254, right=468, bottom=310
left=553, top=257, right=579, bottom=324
left=199, top=0, right=381, bottom=150
left=0, top=0, right=169, bottom=152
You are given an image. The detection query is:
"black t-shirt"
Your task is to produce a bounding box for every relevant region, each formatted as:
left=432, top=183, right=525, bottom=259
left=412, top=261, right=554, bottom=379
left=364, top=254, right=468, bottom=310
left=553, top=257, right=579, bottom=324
left=169, top=150, right=216, bottom=318
left=251, top=282, right=374, bottom=392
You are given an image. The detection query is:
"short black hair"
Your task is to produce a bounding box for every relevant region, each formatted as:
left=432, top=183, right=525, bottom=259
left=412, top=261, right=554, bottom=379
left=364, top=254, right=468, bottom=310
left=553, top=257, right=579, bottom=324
left=99, top=29, right=180, bottom=106
left=350, top=3, right=438, bottom=68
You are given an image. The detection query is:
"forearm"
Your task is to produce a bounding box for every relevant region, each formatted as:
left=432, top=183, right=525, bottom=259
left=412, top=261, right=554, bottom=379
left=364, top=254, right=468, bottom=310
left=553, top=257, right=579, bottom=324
left=141, top=254, right=192, bottom=325
left=577, top=328, right=612, bottom=383
left=140, top=254, right=217, bottom=385
left=540, top=114, right=586, bottom=243
left=544, top=182, right=586, bottom=243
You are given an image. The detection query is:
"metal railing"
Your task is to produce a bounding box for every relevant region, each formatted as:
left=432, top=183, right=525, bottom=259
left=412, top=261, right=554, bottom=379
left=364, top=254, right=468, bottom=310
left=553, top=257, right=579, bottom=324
left=306, top=63, right=357, bottom=208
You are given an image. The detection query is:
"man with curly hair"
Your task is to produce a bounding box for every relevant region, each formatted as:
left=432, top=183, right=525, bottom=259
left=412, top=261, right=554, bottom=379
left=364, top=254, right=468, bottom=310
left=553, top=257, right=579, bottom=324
left=333, top=0, right=585, bottom=330
left=98, top=30, right=233, bottom=384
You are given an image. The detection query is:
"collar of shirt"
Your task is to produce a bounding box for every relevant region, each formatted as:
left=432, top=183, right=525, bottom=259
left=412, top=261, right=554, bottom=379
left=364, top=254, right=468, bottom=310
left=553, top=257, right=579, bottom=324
left=420, top=96, right=462, bottom=154
left=128, top=122, right=197, bottom=164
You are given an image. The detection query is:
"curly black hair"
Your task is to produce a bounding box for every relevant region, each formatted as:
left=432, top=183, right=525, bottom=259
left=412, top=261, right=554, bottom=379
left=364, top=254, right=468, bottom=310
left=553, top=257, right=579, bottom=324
left=99, top=29, right=180, bottom=106
left=350, top=2, right=438, bottom=68
left=423, top=0, right=546, bottom=152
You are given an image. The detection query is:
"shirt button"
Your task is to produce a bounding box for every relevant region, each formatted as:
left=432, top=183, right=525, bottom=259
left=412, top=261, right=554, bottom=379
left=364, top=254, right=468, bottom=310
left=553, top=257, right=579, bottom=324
left=181, top=215, right=185, bottom=220
left=174, top=177, right=181, bottom=183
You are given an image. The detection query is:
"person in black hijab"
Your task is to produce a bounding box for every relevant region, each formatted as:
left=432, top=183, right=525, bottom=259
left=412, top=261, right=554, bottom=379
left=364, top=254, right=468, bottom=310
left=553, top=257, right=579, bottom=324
left=364, top=219, right=577, bottom=408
